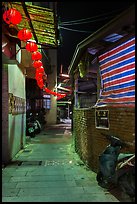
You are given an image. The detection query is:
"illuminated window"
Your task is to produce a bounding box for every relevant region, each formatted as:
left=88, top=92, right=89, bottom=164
left=43, top=95, right=51, bottom=109
left=103, top=33, right=124, bottom=42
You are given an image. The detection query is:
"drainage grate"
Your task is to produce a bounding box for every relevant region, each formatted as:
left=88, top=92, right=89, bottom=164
left=18, top=161, right=42, bottom=166
left=44, top=159, right=72, bottom=166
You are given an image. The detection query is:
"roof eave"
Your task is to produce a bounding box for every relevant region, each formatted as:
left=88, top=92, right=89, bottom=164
left=68, top=4, right=135, bottom=75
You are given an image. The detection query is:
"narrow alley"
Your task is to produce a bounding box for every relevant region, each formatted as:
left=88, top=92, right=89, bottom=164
left=2, top=120, right=131, bottom=202
left=2, top=2, right=135, bottom=203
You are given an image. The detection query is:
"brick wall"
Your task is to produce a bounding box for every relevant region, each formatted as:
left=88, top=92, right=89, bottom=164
left=73, top=107, right=135, bottom=173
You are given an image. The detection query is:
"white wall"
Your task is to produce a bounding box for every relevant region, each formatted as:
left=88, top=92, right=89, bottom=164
left=8, top=64, right=26, bottom=160
left=8, top=64, right=26, bottom=97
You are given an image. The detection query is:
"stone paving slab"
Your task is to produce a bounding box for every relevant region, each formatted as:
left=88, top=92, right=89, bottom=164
left=18, top=186, right=85, bottom=196
left=2, top=188, right=20, bottom=197
left=2, top=194, right=119, bottom=202
left=16, top=180, right=77, bottom=188
left=2, top=182, right=18, bottom=188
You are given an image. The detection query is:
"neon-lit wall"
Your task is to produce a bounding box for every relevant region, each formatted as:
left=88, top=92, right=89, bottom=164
left=2, top=63, right=26, bottom=164
left=8, top=64, right=26, bottom=159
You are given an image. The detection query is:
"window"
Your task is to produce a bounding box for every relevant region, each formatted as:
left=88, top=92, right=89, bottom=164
left=95, top=110, right=109, bottom=129
left=79, top=93, right=97, bottom=108
left=43, top=95, right=51, bottom=109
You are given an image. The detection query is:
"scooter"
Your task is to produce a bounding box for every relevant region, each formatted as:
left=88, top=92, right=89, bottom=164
left=96, top=133, right=135, bottom=201
left=26, top=112, right=41, bottom=135
left=35, top=109, right=46, bottom=128
left=26, top=117, right=36, bottom=138
left=33, top=117, right=41, bottom=134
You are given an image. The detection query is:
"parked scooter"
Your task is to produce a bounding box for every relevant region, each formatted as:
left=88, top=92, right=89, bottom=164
left=26, top=112, right=41, bottom=137
left=30, top=112, right=41, bottom=134
left=35, top=109, right=46, bottom=128
left=96, top=133, right=135, bottom=201
left=26, top=116, right=36, bottom=138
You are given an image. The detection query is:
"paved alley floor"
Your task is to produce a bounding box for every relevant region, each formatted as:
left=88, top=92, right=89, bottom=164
left=2, top=121, right=129, bottom=202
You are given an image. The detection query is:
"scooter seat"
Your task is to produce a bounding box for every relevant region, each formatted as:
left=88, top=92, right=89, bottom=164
left=118, top=153, right=134, bottom=161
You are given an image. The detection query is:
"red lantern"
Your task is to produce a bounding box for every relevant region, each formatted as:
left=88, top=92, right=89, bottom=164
left=17, top=28, right=32, bottom=41
left=35, top=70, right=43, bottom=78
left=37, top=82, right=44, bottom=89
left=37, top=66, right=44, bottom=73
left=37, top=79, right=44, bottom=89
left=44, top=88, right=50, bottom=94
left=35, top=72, right=43, bottom=77
left=31, top=51, right=42, bottom=61
left=32, top=60, right=43, bottom=68
left=26, top=41, right=38, bottom=52
left=35, top=72, right=43, bottom=80
left=35, top=69, right=42, bottom=74
left=3, top=8, right=22, bottom=25
left=37, top=78, right=43, bottom=84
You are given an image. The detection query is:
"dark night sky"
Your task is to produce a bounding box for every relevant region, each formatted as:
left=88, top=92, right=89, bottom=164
left=57, top=1, right=135, bottom=73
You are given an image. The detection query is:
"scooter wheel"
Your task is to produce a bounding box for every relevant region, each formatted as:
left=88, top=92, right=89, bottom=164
left=96, top=171, right=109, bottom=189
left=118, top=167, right=135, bottom=200
left=30, top=132, right=35, bottom=138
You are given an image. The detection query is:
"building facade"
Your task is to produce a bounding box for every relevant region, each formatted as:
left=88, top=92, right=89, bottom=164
left=69, top=5, right=135, bottom=172
left=2, top=2, right=58, bottom=165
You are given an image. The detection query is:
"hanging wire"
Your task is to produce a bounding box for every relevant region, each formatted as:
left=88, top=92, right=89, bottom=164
left=58, top=7, right=127, bottom=34
left=60, top=15, right=115, bottom=26
left=59, top=25, right=92, bottom=33
left=41, top=49, right=49, bottom=60
left=60, top=7, right=124, bottom=25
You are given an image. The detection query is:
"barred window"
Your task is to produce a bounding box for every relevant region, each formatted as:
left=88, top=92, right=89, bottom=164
left=43, top=95, right=51, bottom=109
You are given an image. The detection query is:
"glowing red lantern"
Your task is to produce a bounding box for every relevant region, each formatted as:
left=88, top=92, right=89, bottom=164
left=3, top=8, right=22, bottom=25
left=32, top=60, right=43, bottom=68
left=39, top=85, right=44, bottom=89
left=35, top=72, right=43, bottom=80
left=37, top=78, right=43, bottom=84
left=26, top=41, right=38, bottom=52
left=37, top=82, right=44, bottom=89
left=37, top=66, right=44, bottom=73
left=31, top=51, right=42, bottom=61
left=17, top=28, right=32, bottom=41
left=44, top=88, right=50, bottom=94
left=35, top=72, right=43, bottom=77
left=37, top=79, right=44, bottom=89
left=35, top=70, right=43, bottom=78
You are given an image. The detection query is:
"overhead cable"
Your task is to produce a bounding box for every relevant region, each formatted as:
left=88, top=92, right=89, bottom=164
left=60, top=7, right=124, bottom=24
left=41, top=49, right=49, bottom=60
left=60, top=15, right=114, bottom=26
left=59, top=26, right=92, bottom=33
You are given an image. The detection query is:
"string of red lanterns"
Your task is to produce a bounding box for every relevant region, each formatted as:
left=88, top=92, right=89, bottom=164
left=3, top=6, right=67, bottom=100
left=44, top=88, right=66, bottom=99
